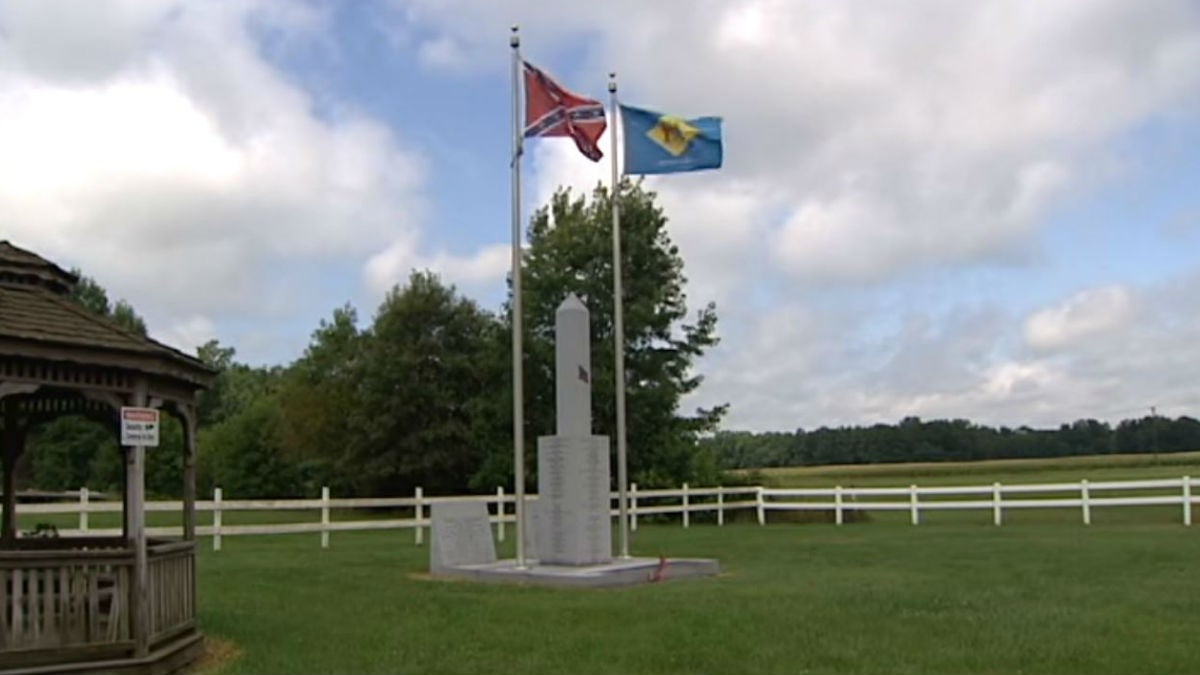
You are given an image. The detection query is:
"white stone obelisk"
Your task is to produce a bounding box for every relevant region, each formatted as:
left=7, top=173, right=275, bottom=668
left=535, top=294, right=612, bottom=565
left=555, top=294, right=591, bottom=436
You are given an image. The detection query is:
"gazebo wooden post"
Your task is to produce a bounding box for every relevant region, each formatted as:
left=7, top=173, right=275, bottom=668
left=180, top=405, right=198, bottom=542
left=122, top=448, right=131, bottom=540
left=179, top=404, right=199, bottom=622
left=0, top=385, right=37, bottom=546
left=126, top=380, right=150, bottom=657
left=1, top=402, right=18, bottom=545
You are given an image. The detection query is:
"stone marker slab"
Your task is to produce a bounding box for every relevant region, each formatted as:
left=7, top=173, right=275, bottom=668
left=430, top=500, right=496, bottom=573
left=537, top=435, right=611, bottom=565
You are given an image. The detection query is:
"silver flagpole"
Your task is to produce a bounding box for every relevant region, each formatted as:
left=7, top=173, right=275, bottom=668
left=609, top=73, right=631, bottom=559
left=510, top=26, right=527, bottom=568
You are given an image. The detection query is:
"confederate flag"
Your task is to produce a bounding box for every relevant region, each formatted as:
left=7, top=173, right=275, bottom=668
left=523, top=61, right=607, bottom=162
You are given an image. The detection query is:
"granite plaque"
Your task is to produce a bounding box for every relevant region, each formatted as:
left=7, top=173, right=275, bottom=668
left=430, top=500, right=496, bottom=573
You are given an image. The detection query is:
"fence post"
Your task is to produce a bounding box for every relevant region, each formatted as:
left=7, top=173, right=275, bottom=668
left=756, top=486, right=765, bottom=526
left=213, top=487, right=223, bottom=552
left=1081, top=479, right=1091, bottom=526
left=1184, top=476, right=1192, bottom=527
left=717, top=487, right=725, bottom=527
left=909, top=484, right=919, bottom=525
left=320, top=486, right=330, bottom=549
left=682, top=483, right=690, bottom=528
left=993, top=482, right=1003, bottom=526
left=79, top=487, right=89, bottom=532
left=415, top=486, right=424, bottom=546
left=496, top=486, right=506, bottom=542
left=631, top=483, right=639, bottom=532
left=834, top=486, right=844, bottom=526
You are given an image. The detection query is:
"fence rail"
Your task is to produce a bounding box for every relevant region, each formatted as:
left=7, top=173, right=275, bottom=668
left=6, top=476, right=1195, bottom=550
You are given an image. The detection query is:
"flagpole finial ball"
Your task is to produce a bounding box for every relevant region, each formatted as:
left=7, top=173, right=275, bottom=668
left=510, top=25, right=519, bottom=47
left=608, top=73, right=617, bottom=92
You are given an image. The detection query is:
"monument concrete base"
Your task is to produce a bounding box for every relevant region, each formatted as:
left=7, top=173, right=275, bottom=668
left=431, top=556, right=720, bottom=588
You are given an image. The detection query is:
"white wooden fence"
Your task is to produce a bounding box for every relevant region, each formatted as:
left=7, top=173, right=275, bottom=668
left=10, top=476, right=1196, bottom=550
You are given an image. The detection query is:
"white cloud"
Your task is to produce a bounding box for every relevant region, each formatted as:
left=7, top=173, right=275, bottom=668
left=691, top=275, right=1200, bottom=430
left=1024, top=285, right=1135, bottom=352
left=365, top=238, right=510, bottom=298
left=417, top=36, right=471, bottom=72
left=153, top=314, right=217, bottom=356
left=0, top=0, right=173, bottom=82
left=0, top=1, right=427, bottom=321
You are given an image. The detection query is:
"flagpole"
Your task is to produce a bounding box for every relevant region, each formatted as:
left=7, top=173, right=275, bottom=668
left=609, top=72, right=631, bottom=560
left=510, top=25, right=527, bottom=569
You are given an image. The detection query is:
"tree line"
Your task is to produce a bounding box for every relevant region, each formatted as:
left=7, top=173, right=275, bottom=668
left=24, top=182, right=727, bottom=498
left=704, top=415, right=1200, bottom=470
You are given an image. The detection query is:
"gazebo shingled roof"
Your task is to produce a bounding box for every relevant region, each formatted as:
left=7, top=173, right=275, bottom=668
left=0, top=240, right=76, bottom=289
left=0, top=240, right=216, bottom=674
left=0, top=240, right=213, bottom=394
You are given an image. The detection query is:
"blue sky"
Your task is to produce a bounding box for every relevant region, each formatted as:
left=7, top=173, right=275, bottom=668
left=2, top=0, right=1198, bottom=431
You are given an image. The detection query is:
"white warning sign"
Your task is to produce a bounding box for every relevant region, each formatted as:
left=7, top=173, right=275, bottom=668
left=120, top=407, right=160, bottom=447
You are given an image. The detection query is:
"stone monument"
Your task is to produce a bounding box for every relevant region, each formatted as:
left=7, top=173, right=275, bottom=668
left=428, top=292, right=719, bottom=587
left=535, top=294, right=612, bottom=565
left=429, top=500, right=496, bottom=574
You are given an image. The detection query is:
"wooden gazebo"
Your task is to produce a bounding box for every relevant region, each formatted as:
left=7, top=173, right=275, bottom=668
left=0, top=241, right=215, bottom=674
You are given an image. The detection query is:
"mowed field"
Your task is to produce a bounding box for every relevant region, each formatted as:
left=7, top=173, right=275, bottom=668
left=737, top=451, right=1200, bottom=528
left=744, top=450, right=1200, bottom=487
left=193, top=521, right=1200, bottom=675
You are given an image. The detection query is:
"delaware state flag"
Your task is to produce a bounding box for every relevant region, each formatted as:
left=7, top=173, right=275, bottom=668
left=620, top=105, right=722, bottom=175
left=523, top=62, right=607, bottom=162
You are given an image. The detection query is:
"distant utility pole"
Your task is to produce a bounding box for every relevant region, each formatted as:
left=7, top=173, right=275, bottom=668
left=1150, top=406, right=1160, bottom=462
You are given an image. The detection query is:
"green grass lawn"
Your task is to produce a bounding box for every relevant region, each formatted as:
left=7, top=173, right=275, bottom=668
left=194, top=522, right=1200, bottom=675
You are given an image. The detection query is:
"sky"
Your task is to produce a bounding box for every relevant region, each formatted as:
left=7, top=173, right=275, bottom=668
left=2, top=0, right=1199, bottom=432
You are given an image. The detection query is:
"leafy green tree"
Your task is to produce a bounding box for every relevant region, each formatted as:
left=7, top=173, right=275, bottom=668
left=196, top=340, right=236, bottom=370
left=69, top=270, right=148, bottom=335
left=344, top=271, right=502, bottom=496
left=144, top=415, right=186, bottom=498
left=193, top=339, right=294, bottom=495
left=195, top=339, right=282, bottom=427
left=519, top=181, right=726, bottom=487
left=30, top=417, right=114, bottom=490
left=277, top=305, right=363, bottom=493
left=197, top=395, right=301, bottom=498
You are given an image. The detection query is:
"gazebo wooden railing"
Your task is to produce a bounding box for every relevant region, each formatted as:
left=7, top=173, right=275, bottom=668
left=0, top=537, right=196, bottom=671
left=1, top=240, right=214, bottom=674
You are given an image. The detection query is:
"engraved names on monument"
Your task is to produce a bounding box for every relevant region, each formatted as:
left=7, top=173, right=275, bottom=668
left=537, top=436, right=611, bottom=564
